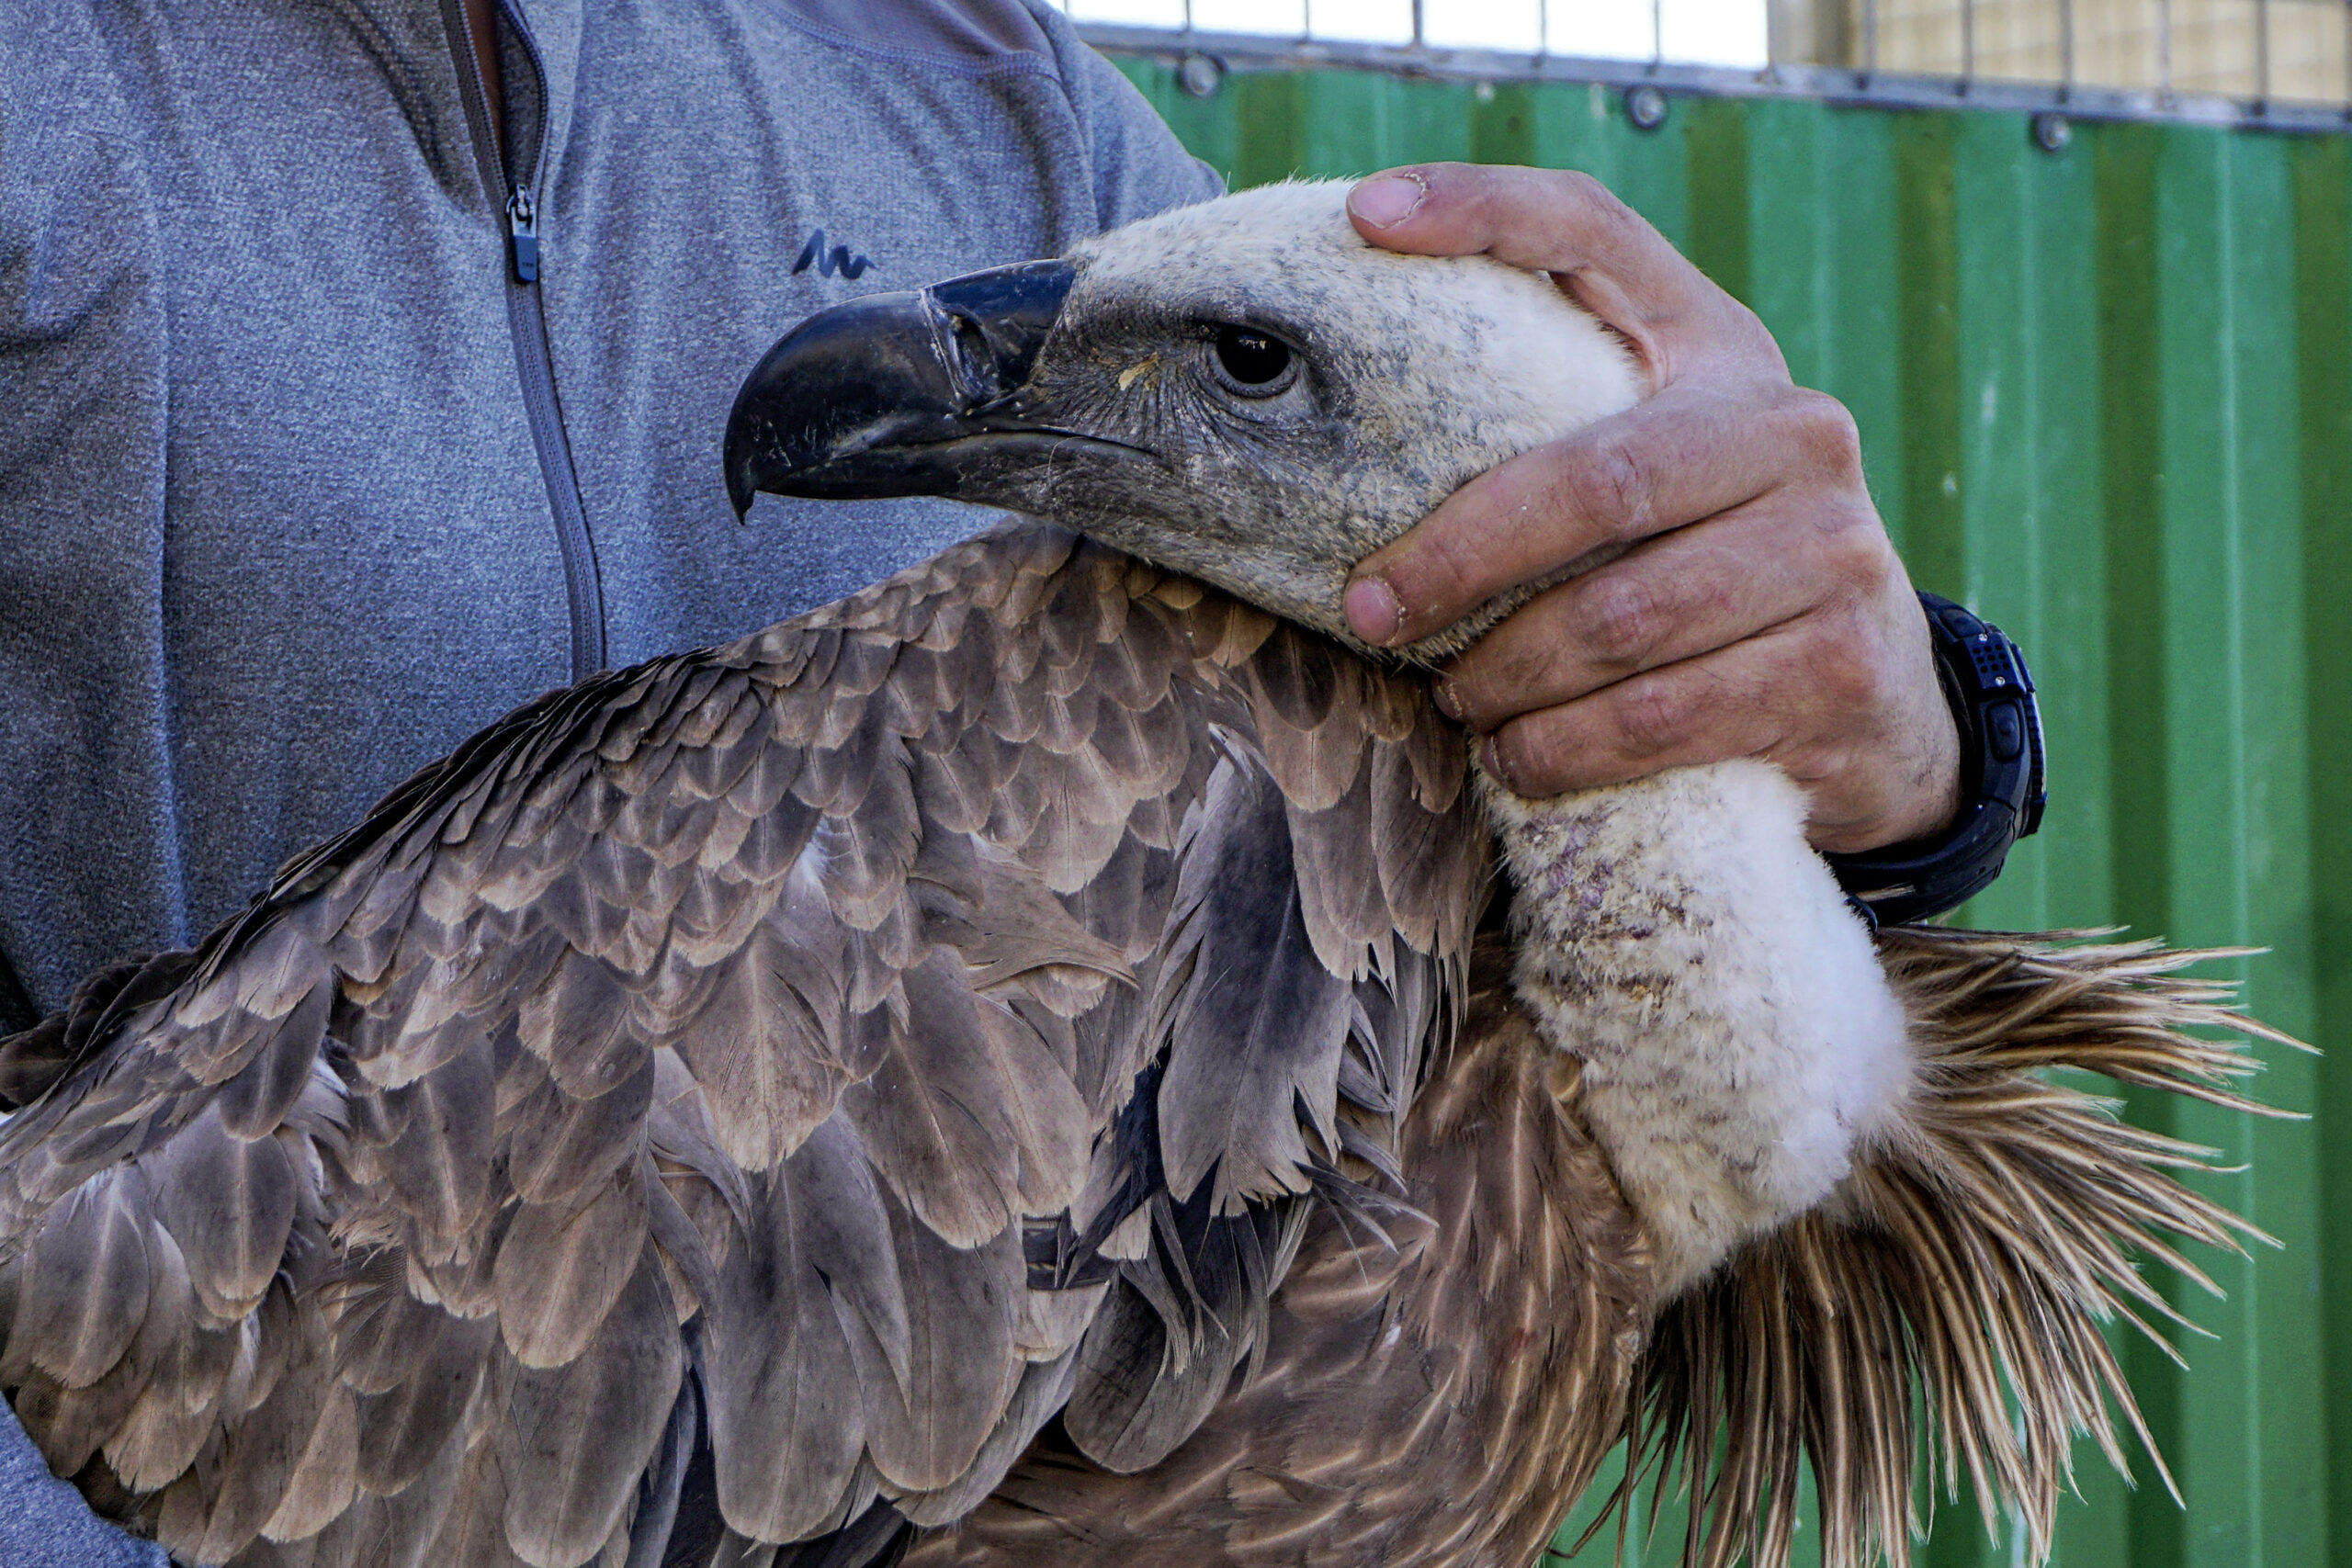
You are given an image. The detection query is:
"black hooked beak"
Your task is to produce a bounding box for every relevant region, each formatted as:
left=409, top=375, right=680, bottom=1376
left=725, top=257, right=1134, bottom=516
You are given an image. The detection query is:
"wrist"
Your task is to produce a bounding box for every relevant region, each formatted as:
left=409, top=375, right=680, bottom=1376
left=1824, top=593, right=2045, bottom=925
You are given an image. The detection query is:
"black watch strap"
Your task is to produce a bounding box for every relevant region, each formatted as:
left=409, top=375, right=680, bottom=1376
left=1824, top=592, right=2046, bottom=926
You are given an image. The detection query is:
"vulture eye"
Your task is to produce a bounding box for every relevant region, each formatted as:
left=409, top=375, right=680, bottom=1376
left=1210, top=324, right=1296, bottom=395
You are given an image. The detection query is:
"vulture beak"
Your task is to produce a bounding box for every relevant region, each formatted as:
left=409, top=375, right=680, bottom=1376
left=725, top=257, right=1137, bottom=515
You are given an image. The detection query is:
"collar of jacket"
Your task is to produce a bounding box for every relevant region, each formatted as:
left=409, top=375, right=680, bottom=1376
left=502, top=0, right=582, bottom=205
left=327, top=0, right=581, bottom=216
left=362, top=0, right=1066, bottom=217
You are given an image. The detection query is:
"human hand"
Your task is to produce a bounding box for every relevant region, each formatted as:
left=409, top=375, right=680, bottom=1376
left=1340, top=163, right=1959, bottom=854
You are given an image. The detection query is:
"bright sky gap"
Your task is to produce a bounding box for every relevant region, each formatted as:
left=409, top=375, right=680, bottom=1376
left=1048, top=0, right=1773, bottom=72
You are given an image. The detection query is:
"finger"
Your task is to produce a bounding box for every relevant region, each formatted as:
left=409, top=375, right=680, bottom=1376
left=1481, top=639, right=1796, bottom=800
left=1346, top=163, right=1774, bottom=379
left=1484, top=612, right=1944, bottom=846
left=1347, top=381, right=1836, bottom=647
left=1481, top=599, right=1905, bottom=793
left=1435, top=498, right=1874, bottom=731
left=1348, top=163, right=1699, bottom=319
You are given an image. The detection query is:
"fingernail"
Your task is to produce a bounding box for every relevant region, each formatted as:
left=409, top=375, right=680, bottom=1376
left=1344, top=576, right=1403, bottom=644
left=1349, top=174, right=1426, bottom=230
left=1433, top=676, right=1464, bottom=721
left=1480, top=735, right=1519, bottom=792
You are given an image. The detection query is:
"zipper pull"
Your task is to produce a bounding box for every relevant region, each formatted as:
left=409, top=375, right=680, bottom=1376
left=506, top=186, right=538, bottom=284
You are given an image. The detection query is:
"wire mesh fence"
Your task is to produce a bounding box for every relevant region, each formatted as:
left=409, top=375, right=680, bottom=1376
left=1843, top=0, right=2348, bottom=101
left=1052, top=0, right=2352, bottom=124
left=1051, top=1, right=1770, bottom=68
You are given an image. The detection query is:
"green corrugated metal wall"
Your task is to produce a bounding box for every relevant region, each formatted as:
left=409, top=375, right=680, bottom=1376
left=1110, top=60, right=2352, bottom=1568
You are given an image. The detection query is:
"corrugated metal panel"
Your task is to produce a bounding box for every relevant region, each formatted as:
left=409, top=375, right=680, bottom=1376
left=1113, top=61, right=2352, bottom=1568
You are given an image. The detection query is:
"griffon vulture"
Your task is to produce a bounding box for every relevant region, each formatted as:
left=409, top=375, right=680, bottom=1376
left=0, top=182, right=2282, bottom=1568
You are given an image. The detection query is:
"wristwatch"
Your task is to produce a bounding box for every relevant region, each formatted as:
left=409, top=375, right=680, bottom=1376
left=1825, top=592, right=2046, bottom=927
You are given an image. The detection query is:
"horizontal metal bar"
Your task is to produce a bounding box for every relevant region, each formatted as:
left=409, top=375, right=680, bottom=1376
left=1074, top=20, right=2352, bottom=135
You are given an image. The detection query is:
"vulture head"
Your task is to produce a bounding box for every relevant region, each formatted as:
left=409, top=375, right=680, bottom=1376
left=725, top=181, right=1639, bottom=653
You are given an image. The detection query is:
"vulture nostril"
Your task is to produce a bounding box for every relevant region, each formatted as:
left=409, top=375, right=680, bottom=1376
left=1212, top=325, right=1294, bottom=392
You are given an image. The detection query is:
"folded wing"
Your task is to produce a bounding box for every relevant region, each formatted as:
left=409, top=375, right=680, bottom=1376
left=0, top=522, right=1483, bottom=1568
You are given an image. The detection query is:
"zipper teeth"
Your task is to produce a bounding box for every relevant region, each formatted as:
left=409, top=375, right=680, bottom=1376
left=446, top=0, right=508, bottom=221
left=445, top=0, right=606, bottom=682
left=512, top=297, right=604, bottom=680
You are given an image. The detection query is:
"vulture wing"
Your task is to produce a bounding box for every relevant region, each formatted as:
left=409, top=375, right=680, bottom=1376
left=0, top=522, right=1485, bottom=1568
left=900, top=931, right=1656, bottom=1568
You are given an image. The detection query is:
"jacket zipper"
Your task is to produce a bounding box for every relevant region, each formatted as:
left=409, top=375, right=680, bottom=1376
left=446, top=0, right=606, bottom=682
left=506, top=186, right=539, bottom=284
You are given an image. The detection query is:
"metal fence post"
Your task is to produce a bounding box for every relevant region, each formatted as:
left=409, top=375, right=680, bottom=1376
left=2257, top=0, right=2270, bottom=107
left=2157, top=0, right=2173, bottom=98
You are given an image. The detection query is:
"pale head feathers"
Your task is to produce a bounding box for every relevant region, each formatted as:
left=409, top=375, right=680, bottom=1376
left=1031, top=180, right=1641, bottom=652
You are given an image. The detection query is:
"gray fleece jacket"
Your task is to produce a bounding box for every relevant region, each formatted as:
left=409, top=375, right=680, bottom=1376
left=0, top=2, right=1217, bottom=1558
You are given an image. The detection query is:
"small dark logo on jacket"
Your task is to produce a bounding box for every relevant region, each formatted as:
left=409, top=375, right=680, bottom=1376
left=794, top=229, right=874, bottom=280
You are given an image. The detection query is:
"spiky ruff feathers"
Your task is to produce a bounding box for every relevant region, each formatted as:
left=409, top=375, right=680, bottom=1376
left=1619, top=928, right=2290, bottom=1568
left=1480, top=733, right=2286, bottom=1568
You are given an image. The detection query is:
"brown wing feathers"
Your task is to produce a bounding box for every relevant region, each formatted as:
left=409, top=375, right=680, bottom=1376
left=0, top=523, right=1481, bottom=1567
left=904, top=931, right=1653, bottom=1568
